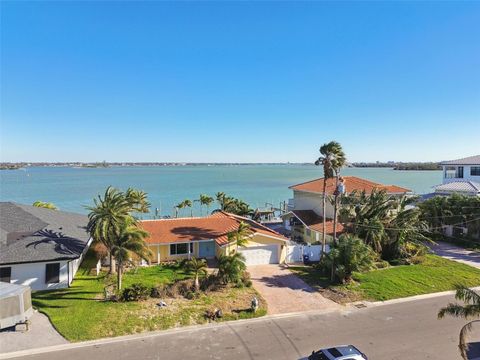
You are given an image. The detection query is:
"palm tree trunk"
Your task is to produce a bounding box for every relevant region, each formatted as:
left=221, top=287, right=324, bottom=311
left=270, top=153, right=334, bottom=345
left=109, top=252, right=116, bottom=274
left=195, top=274, right=199, bottom=291
left=321, top=178, right=327, bottom=260
left=117, top=262, right=122, bottom=290
left=331, top=175, right=339, bottom=282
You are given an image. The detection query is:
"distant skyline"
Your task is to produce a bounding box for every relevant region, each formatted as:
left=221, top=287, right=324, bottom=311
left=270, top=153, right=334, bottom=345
left=1, top=1, right=479, bottom=163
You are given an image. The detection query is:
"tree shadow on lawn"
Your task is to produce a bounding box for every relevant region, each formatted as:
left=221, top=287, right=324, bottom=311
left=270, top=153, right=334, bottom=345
left=33, top=290, right=99, bottom=301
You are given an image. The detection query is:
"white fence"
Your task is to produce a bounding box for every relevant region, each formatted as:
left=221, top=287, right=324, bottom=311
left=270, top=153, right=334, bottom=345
left=286, top=244, right=329, bottom=263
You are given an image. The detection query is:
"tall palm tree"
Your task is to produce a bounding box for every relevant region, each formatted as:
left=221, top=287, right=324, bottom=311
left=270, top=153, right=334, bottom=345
left=111, top=221, right=152, bottom=290
left=227, top=221, right=253, bottom=254
left=183, top=199, right=193, bottom=217
left=438, top=286, right=480, bottom=360
left=185, top=257, right=208, bottom=291
left=216, top=192, right=226, bottom=210
left=175, top=201, right=186, bottom=217
left=199, top=194, right=214, bottom=216
left=86, top=186, right=151, bottom=274
left=315, top=141, right=345, bottom=259
left=32, top=201, right=58, bottom=210
left=86, top=187, right=132, bottom=274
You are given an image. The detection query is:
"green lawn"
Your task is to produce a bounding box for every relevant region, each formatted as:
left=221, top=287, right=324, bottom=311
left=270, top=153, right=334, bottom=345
left=33, top=261, right=266, bottom=342
left=290, top=255, right=480, bottom=303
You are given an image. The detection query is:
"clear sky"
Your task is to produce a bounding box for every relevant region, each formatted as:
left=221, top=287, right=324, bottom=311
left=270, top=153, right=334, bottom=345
left=1, top=1, right=479, bottom=163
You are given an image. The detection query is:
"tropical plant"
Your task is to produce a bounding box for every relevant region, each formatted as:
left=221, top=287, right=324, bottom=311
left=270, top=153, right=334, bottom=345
left=438, top=286, right=480, bottom=360
left=111, top=220, right=152, bottom=290
left=214, top=192, right=253, bottom=217
left=185, top=257, right=208, bottom=291
left=199, top=194, right=214, bottom=216
left=227, top=221, right=253, bottom=254
left=218, top=253, right=247, bottom=284
left=183, top=199, right=193, bottom=217
left=86, top=186, right=150, bottom=273
left=321, top=234, right=376, bottom=283
left=121, top=283, right=150, bottom=302
left=32, top=201, right=58, bottom=210
left=339, top=189, right=429, bottom=261
left=216, top=192, right=227, bottom=210
left=315, top=141, right=345, bottom=255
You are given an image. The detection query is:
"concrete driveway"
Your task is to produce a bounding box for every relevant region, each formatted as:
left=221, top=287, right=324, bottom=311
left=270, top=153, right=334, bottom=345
left=0, top=311, right=67, bottom=354
left=430, top=241, right=480, bottom=269
left=248, top=265, right=340, bottom=314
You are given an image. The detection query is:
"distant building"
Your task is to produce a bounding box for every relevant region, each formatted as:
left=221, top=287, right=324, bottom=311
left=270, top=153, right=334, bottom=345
left=435, top=155, right=480, bottom=196
left=0, top=202, right=92, bottom=291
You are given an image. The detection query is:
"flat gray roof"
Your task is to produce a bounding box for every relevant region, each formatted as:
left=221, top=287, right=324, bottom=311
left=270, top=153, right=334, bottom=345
left=440, top=155, right=480, bottom=166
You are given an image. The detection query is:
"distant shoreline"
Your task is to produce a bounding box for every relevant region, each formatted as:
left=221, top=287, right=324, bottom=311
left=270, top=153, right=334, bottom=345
left=0, top=162, right=443, bottom=170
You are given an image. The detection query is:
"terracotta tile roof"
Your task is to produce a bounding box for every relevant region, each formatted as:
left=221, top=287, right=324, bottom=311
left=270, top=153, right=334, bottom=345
left=289, top=176, right=410, bottom=195
left=290, top=210, right=344, bottom=236
left=141, top=211, right=287, bottom=247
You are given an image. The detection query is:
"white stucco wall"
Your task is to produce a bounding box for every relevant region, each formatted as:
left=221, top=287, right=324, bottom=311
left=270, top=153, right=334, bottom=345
left=443, top=165, right=480, bottom=184
left=292, top=190, right=334, bottom=218
left=9, top=261, right=69, bottom=291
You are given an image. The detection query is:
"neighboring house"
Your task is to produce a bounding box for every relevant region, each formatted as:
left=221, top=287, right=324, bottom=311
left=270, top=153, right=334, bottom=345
left=0, top=202, right=92, bottom=291
left=434, top=155, right=480, bottom=196
left=141, top=211, right=288, bottom=266
left=283, top=176, right=411, bottom=244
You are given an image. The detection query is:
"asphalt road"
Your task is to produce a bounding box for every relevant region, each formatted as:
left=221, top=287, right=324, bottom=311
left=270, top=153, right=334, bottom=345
left=2, top=293, right=479, bottom=360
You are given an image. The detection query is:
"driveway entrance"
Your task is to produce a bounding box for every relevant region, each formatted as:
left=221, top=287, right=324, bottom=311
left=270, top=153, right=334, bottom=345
left=247, top=265, right=340, bottom=314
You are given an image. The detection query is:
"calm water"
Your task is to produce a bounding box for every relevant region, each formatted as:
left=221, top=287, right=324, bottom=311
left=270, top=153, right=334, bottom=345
left=0, top=165, right=442, bottom=217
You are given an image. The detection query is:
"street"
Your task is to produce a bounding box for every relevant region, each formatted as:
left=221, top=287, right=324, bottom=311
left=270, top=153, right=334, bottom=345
left=2, top=293, right=479, bottom=360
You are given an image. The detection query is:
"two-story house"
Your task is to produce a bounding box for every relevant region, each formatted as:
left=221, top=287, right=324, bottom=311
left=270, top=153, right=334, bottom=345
left=283, top=176, right=411, bottom=245
left=433, top=155, right=480, bottom=196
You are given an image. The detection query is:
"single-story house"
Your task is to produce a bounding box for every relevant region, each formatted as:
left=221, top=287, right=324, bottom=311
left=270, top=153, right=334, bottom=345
left=141, top=211, right=288, bottom=266
left=0, top=202, right=92, bottom=291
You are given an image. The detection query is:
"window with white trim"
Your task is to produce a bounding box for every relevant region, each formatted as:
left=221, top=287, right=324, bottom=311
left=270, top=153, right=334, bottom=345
left=0, top=267, right=11, bottom=283
left=170, top=243, right=194, bottom=255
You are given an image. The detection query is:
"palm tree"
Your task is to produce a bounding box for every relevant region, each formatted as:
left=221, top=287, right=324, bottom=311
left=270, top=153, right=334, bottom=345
left=111, top=221, right=152, bottom=290
left=175, top=201, right=186, bottom=218
left=216, top=192, right=226, bottom=210
left=199, top=194, right=214, bottom=216
left=86, top=186, right=151, bottom=274
left=227, top=221, right=252, bottom=254
left=315, top=141, right=345, bottom=267
left=185, top=257, right=208, bottom=291
left=218, top=253, right=246, bottom=284
left=438, top=286, right=480, bottom=360
left=32, top=201, right=58, bottom=210
left=183, top=199, right=193, bottom=217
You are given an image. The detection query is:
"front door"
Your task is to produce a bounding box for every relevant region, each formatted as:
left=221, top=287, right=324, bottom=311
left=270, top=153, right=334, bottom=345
left=199, top=241, right=215, bottom=258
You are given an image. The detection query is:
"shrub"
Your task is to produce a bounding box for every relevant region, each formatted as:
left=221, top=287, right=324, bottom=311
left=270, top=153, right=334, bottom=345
left=150, top=285, right=167, bottom=298
left=323, top=235, right=377, bottom=283
left=121, top=283, right=150, bottom=302
left=218, top=253, right=246, bottom=284
left=200, top=273, right=222, bottom=292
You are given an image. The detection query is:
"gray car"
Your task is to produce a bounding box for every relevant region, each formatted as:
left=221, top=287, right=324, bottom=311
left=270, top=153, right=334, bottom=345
left=308, top=345, right=368, bottom=360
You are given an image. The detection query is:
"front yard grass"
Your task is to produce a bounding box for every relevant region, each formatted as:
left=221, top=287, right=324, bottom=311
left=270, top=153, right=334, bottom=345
left=32, top=262, right=266, bottom=342
left=290, top=254, right=480, bottom=303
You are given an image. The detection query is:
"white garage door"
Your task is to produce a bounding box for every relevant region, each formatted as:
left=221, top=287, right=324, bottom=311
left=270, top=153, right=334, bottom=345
left=238, top=245, right=279, bottom=266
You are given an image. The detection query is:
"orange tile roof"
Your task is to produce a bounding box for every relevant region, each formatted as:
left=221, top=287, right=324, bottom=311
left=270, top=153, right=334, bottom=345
left=290, top=210, right=344, bottom=235
left=141, top=211, right=288, bottom=247
left=289, top=176, right=410, bottom=195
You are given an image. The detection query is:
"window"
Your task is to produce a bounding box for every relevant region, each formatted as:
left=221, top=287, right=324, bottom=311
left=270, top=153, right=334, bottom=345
left=0, top=267, right=11, bottom=283
left=170, top=243, right=194, bottom=255
left=306, top=229, right=311, bottom=237
left=471, top=167, right=480, bottom=176
left=45, top=263, right=60, bottom=284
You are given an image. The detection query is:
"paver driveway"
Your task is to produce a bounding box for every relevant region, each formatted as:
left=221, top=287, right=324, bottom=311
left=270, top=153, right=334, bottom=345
left=248, top=265, right=340, bottom=314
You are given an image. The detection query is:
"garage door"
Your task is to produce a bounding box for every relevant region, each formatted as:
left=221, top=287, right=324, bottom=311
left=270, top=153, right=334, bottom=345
left=238, top=245, right=279, bottom=266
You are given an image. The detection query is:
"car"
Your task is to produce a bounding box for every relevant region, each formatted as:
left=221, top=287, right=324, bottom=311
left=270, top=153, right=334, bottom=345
left=308, top=345, right=368, bottom=360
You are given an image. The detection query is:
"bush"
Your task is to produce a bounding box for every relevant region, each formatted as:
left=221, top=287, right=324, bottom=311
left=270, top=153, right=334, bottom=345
left=165, top=279, right=194, bottom=298
left=200, top=273, right=222, bottom=292
left=323, top=235, right=377, bottom=283
left=121, top=283, right=150, bottom=302
left=218, top=253, right=246, bottom=284
left=150, top=285, right=167, bottom=298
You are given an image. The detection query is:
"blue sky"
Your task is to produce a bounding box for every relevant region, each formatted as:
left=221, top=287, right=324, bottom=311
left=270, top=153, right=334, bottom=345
left=1, top=1, right=479, bottom=163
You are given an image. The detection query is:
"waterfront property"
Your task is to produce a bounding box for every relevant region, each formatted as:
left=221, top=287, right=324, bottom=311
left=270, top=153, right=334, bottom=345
left=283, top=176, right=411, bottom=244
left=0, top=202, right=92, bottom=290
left=435, top=155, right=480, bottom=196
left=141, top=211, right=288, bottom=266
